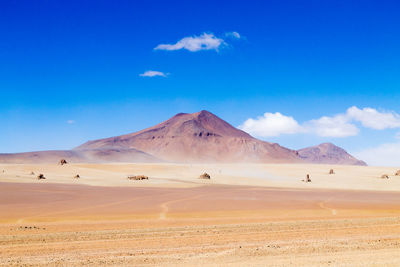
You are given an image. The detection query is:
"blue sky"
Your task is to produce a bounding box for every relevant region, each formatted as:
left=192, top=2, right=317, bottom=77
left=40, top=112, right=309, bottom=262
left=1, top=0, right=400, bottom=165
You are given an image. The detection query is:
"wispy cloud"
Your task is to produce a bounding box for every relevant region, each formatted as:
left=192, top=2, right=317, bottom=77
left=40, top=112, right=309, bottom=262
left=154, top=33, right=226, bottom=52
left=239, top=106, right=400, bottom=138
left=346, top=106, right=400, bottom=130
left=225, top=31, right=241, bottom=39
left=353, top=141, right=400, bottom=166
left=305, top=114, right=359, bottom=137
left=139, top=70, right=168, bottom=77
left=67, top=120, right=75, bottom=124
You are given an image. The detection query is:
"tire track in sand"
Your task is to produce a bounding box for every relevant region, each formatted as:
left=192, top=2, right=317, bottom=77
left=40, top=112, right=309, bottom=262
left=159, top=193, right=206, bottom=220
left=318, top=197, right=337, bottom=216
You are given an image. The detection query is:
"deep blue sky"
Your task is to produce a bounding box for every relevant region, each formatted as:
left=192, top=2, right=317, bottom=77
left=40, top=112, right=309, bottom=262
left=1, top=0, right=400, bottom=164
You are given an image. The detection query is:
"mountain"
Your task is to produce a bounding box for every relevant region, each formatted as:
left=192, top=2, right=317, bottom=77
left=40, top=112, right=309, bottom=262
left=297, top=143, right=367, bottom=166
left=0, top=111, right=366, bottom=165
left=76, top=110, right=301, bottom=163
left=0, top=148, right=160, bottom=164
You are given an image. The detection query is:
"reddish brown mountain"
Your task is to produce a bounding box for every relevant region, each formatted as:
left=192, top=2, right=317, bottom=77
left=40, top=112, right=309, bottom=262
left=0, top=110, right=367, bottom=165
left=76, top=110, right=301, bottom=163
left=297, top=143, right=367, bottom=166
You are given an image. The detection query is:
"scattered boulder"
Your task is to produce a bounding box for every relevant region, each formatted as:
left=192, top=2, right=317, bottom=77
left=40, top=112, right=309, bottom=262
left=199, top=173, right=211, bottom=179
left=59, top=159, right=68, bottom=165
left=329, top=169, right=335, bottom=174
left=74, top=174, right=80, bottom=179
left=302, top=174, right=312, bottom=183
left=395, top=170, right=400, bottom=176
left=30, top=171, right=35, bottom=175
left=37, top=174, right=46, bottom=180
left=127, top=175, right=148, bottom=180
left=381, top=174, right=389, bottom=179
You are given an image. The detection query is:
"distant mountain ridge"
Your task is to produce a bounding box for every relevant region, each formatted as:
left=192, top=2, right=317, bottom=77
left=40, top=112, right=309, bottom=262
left=297, top=143, right=367, bottom=166
left=0, top=110, right=366, bottom=165
left=0, top=148, right=160, bottom=164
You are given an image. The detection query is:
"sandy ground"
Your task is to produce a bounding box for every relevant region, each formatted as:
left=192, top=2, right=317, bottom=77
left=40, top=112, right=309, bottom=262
left=1, top=163, right=400, bottom=190
left=1, top=163, right=400, bottom=266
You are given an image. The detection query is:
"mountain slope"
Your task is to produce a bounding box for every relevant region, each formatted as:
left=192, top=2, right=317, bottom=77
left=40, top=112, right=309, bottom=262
left=297, top=143, right=367, bottom=166
left=0, top=148, right=160, bottom=164
left=76, top=110, right=301, bottom=163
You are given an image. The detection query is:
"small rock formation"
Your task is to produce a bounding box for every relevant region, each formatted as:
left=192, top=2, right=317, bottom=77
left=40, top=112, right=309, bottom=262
left=199, top=172, right=211, bottom=179
left=30, top=171, right=35, bottom=175
left=74, top=174, right=80, bottom=179
left=59, top=159, right=68, bottom=165
left=329, top=169, right=335, bottom=174
left=381, top=174, right=389, bottom=179
left=127, top=175, right=149, bottom=180
left=302, top=174, right=312, bottom=183
left=37, top=174, right=46, bottom=180
left=395, top=170, right=400, bottom=176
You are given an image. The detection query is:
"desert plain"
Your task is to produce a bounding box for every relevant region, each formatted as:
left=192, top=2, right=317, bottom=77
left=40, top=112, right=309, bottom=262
left=1, top=162, right=400, bottom=266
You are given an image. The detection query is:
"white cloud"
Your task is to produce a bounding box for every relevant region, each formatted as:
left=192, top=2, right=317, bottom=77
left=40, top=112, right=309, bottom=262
left=154, top=33, right=226, bottom=52
left=139, top=70, right=167, bottom=77
left=225, top=31, right=241, bottom=39
left=239, top=112, right=358, bottom=138
left=238, top=106, right=400, bottom=139
left=353, top=142, right=400, bottom=166
left=67, top=120, right=75, bottom=124
left=238, top=112, right=304, bottom=137
left=238, top=107, right=400, bottom=165
left=346, top=106, right=400, bottom=130
left=306, top=114, right=359, bottom=138
left=308, top=106, right=400, bottom=136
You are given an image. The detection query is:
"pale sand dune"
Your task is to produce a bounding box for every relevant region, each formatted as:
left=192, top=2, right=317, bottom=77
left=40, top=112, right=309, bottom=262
left=1, top=163, right=400, bottom=266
